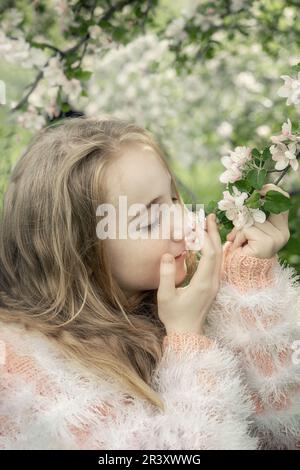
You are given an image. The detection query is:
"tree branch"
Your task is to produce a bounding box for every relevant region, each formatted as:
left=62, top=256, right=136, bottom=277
left=10, top=0, right=137, bottom=113
left=10, top=68, right=45, bottom=112
left=64, top=0, right=136, bottom=57
left=29, top=41, right=65, bottom=56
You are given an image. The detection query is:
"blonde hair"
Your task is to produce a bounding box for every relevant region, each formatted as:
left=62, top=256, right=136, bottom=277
left=0, top=116, right=197, bottom=412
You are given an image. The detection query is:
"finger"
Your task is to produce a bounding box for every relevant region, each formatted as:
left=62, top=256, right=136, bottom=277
left=253, top=218, right=289, bottom=249
left=253, top=220, right=280, bottom=237
left=268, top=211, right=290, bottom=233
left=190, top=231, right=218, bottom=291
left=158, top=254, right=176, bottom=300
left=252, top=220, right=284, bottom=251
left=206, top=213, right=223, bottom=279
left=227, top=226, right=238, bottom=241
left=232, top=230, right=247, bottom=250
left=207, top=213, right=222, bottom=251
left=259, top=183, right=290, bottom=199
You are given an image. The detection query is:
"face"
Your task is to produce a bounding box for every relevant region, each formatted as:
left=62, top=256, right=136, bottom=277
left=103, top=142, right=188, bottom=296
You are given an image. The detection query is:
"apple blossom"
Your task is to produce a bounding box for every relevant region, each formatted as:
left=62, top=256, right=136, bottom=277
left=271, top=119, right=300, bottom=143
left=278, top=73, right=300, bottom=106
left=270, top=142, right=299, bottom=171
left=218, top=187, right=266, bottom=230
left=219, top=146, right=252, bottom=184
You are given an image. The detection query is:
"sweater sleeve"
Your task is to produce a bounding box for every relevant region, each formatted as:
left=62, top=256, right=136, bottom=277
left=204, top=241, right=300, bottom=450
left=0, top=321, right=257, bottom=450
left=90, top=332, right=258, bottom=450
left=0, top=320, right=258, bottom=450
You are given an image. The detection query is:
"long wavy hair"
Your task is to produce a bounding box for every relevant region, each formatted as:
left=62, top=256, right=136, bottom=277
left=0, top=116, right=197, bottom=411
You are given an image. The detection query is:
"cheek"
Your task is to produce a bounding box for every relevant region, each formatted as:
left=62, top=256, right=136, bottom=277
left=106, top=239, right=187, bottom=291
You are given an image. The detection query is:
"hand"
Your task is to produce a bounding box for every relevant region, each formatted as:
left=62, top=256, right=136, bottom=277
left=226, top=184, right=290, bottom=259
left=157, top=213, right=222, bottom=336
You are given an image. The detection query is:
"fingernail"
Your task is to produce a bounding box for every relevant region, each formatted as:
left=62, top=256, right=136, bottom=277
left=162, top=254, right=173, bottom=263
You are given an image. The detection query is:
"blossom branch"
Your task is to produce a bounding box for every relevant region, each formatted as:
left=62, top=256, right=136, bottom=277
left=28, top=42, right=65, bottom=57
left=10, top=0, right=137, bottom=113
left=11, top=68, right=46, bottom=112
left=64, top=0, right=136, bottom=56
left=274, top=152, right=300, bottom=185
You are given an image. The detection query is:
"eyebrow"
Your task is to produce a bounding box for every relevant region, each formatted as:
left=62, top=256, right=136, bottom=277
left=130, top=176, right=172, bottom=221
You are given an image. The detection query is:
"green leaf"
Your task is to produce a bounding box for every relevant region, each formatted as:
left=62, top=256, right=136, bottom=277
left=112, top=26, right=127, bottom=42
left=61, top=102, right=70, bottom=112
left=216, top=209, right=228, bottom=223
left=247, top=169, right=267, bottom=189
left=284, top=236, right=300, bottom=252
left=252, top=148, right=261, bottom=158
left=262, top=147, right=271, bottom=160
left=206, top=200, right=217, bottom=215
left=227, top=183, right=236, bottom=195
left=234, top=179, right=251, bottom=192
left=254, top=157, right=261, bottom=166
left=246, top=191, right=260, bottom=209
left=71, top=69, right=92, bottom=81
left=219, top=227, right=229, bottom=242
left=291, top=63, right=300, bottom=73
left=263, top=190, right=292, bottom=214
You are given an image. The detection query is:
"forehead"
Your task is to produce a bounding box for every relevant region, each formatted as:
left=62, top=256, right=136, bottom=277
left=106, top=143, right=171, bottom=205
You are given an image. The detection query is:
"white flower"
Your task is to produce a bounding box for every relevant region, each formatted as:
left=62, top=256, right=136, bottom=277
left=219, top=146, right=252, bottom=184
left=61, top=78, right=82, bottom=101
left=278, top=73, right=300, bottom=106
left=218, top=187, right=248, bottom=214
left=17, top=105, right=46, bottom=130
left=235, top=72, right=262, bottom=92
left=217, top=121, right=233, bottom=138
left=270, top=142, right=299, bottom=171
left=249, top=208, right=266, bottom=224
left=271, top=118, right=300, bottom=143
left=1, top=8, right=23, bottom=32
left=231, top=0, right=247, bottom=12
left=43, top=57, right=67, bottom=85
left=0, top=31, right=47, bottom=68
left=219, top=164, right=242, bottom=184
left=232, top=206, right=266, bottom=229
left=218, top=187, right=266, bottom=229
left=165, top=18, right=186, bottom=39
left=193, top=13, right=222, bottom=31
left=256, top=125, right=270, bottom=137
left=88, top=25, right=102, bottom=40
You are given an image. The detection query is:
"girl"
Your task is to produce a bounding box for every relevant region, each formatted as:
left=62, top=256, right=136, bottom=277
left=0, top=116, right=299, bottom=450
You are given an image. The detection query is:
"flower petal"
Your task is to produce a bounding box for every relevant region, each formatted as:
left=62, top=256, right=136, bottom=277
left=252, top=210, right=266, bottom=224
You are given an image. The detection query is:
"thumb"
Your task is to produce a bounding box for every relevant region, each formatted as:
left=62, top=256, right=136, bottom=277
left=158, top=254, right=175, bottom=300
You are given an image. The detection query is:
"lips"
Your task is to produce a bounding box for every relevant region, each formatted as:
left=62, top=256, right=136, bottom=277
left=175, top=250, right=187, bottom=259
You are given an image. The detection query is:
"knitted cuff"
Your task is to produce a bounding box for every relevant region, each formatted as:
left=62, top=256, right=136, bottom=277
left=222, top=242, right=278, bottom=293
left=163, top=332, right=214, bottom=356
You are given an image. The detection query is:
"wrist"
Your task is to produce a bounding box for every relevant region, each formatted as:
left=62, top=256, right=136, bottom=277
left=163, top=331, right=214, bottom=355
left=222, top=243, right=278, bottom=293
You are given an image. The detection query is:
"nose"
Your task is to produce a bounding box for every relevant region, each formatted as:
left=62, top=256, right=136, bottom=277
left=170, top=205, right=194, bottom=242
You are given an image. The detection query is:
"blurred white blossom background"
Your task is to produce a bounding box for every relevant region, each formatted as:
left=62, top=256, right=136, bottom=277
left=0, top=0, right=299, bottom=268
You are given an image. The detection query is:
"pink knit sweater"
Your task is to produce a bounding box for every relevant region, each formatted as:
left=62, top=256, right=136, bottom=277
left=1, top=241, right=300, bottom=449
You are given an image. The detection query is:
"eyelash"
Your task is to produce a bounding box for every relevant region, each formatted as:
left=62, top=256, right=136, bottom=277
left=144, top=197, right=179, bottom=231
